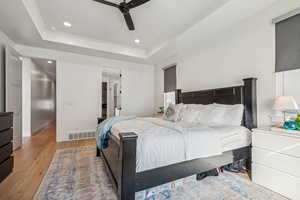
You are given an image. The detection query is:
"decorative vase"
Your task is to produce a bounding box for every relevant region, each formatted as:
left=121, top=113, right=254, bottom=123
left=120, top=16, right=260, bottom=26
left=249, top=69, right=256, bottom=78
left=283, top=121, right=298, bottom=130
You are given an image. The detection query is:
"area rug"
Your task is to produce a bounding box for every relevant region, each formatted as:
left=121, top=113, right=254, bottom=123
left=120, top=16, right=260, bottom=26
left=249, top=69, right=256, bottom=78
left=34, top=146, right=287, bottom=200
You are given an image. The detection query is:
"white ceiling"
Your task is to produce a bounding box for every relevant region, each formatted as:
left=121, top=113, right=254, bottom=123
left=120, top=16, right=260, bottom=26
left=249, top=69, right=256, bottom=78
left=0, top=0, right=231, bottom=62
left=35, top=0, right=228, bottom=50
left=0, top=0, right=281, bottom=64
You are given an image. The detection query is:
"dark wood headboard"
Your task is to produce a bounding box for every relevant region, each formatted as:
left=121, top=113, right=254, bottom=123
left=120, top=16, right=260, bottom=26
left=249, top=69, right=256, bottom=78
left=176, top=78, right=257, bottom=130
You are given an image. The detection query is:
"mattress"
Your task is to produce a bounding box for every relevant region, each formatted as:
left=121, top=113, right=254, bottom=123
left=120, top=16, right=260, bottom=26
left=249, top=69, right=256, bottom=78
left=111, top=118, right=251, bottom=172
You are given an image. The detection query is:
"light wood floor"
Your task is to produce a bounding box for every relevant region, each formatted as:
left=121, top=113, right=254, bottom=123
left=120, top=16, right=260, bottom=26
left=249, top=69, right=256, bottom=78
left=0, top=124, right=96, bottom=200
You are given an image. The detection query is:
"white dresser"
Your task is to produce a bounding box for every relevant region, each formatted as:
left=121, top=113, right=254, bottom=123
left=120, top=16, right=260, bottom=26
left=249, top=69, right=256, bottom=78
left=252, top=128, right=300, bottom=200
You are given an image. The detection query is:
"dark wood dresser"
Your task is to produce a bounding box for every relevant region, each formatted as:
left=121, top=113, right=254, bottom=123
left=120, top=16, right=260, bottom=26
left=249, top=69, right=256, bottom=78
left=0, top=112, right=13, bottom=183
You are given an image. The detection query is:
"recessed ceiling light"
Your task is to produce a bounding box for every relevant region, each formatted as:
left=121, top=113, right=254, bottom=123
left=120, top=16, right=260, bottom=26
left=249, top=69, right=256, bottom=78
left=63, top=21, right=72, bottom=27
left=48, top=61, right=53, bottom=64
left=134, top=39, right=140, bottom=44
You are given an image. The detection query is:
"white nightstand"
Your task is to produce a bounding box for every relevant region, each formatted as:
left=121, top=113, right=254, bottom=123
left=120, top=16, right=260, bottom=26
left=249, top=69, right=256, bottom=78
left=252, top=128, right=300, bottom=200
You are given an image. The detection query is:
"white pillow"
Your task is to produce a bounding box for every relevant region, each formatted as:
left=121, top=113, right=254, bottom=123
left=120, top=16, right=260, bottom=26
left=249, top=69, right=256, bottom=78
left=185, top=104, right=204, bottom=110
left=211, top=103, right=244, bottom=126
left=192, top=103, right=244, bottom=126
left=195, top=104, right=217, bottom=125
left=180, top=108, right=200, bottom=123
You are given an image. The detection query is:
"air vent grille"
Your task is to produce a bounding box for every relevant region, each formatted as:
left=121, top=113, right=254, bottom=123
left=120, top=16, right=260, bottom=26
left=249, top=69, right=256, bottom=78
left=68, top=131, right=96, bottom=141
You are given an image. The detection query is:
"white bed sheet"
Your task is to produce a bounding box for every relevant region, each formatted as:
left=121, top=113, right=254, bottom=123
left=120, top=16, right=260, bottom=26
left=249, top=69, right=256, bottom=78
left=111, top=118, right=251, bottom=172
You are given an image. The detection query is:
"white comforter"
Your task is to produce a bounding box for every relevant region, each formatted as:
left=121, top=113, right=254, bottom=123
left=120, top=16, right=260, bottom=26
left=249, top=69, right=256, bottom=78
left=111, top=118, right=250, bottom=172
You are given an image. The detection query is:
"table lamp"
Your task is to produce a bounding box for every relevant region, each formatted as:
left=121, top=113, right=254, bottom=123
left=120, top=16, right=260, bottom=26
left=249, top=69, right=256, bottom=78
left=272, top=96, right=299, bottom=129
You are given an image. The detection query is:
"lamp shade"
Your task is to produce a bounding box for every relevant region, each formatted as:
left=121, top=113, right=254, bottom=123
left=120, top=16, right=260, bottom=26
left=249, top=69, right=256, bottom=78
left=272, top=96, right=299, bottom=111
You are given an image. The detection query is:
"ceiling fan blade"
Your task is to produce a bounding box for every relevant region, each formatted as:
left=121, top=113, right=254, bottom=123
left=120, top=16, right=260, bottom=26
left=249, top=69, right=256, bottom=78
left=123, top=12, right=135, bottom=30
left=93, top=0, right=119, bottom=8
left=127, top=0, right=150, bottom=9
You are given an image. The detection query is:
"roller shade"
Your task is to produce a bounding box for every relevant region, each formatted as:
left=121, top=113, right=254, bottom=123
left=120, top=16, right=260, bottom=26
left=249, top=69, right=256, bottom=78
left=276, top=13, right=300, bottom=72
left=164, top=65, right=177, bottom=92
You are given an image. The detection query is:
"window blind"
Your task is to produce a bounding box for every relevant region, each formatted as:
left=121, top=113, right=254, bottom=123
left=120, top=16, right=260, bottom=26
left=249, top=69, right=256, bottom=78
left=276, top=13, right=300, bottom=72
left=164, top=65, right=177, bottom=92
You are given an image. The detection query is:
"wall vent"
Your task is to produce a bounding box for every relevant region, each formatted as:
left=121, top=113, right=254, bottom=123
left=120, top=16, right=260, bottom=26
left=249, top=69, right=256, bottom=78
left=68, top=131, right=96, bottom=141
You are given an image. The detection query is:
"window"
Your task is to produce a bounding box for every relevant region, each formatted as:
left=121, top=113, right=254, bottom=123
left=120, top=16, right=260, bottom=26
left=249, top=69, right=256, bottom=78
left=275, top=13, right=300, bottom=72
left=163, top=65, right=177, bottom=108
left=274, top=12, right=300, bottom=123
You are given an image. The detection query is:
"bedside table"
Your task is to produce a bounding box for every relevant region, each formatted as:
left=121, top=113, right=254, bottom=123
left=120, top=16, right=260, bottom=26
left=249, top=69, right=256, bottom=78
left=252, top=128, right=300, bottom=200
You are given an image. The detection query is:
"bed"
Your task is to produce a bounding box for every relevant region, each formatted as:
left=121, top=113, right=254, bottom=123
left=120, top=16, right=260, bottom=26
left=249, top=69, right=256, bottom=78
left=97, top=78, right=257, bottom=200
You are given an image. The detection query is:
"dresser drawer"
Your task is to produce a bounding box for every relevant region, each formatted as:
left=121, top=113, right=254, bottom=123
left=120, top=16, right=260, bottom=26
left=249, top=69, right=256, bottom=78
left=0, top=142, right=12, bottom=164
left=0, top=113, right=13, bottom=132
left=252, top=131, right=300, bottom=158
left=253, top=147, right=300, bottom=178
left=0, top=128, right=13, bottom=147
left=252, top=163, right=300, bottom=200
left=0, top=157, right=13, bottom=183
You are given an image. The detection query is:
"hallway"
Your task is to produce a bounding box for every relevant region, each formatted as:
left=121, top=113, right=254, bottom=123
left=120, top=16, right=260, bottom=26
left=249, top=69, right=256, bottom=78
left=0, top=124, right=96, bottom=200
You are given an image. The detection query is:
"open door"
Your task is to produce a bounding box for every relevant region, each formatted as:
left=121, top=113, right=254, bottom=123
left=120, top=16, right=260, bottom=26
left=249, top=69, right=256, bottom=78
left=5, top=46, right=22, bottom=150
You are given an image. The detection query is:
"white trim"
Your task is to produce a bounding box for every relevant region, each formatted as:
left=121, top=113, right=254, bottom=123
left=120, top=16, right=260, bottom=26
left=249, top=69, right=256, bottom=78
left=272, top=7, right=300, bottom=24
left=0, top=30, right=16, bottom=49
left=162, top=63, right=177, bottom=71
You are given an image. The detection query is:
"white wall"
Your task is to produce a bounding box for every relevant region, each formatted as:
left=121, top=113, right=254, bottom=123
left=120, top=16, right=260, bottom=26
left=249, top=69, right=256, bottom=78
left=21, top=58, right=31, bottom=137
left=154, top=0, right=300, bottom=126
left=16, top=46, right=154, bottom=141
left=56, top=60, right=154, bottom=142
left=56, top=61, right=101, bottom=142
left=31, top=61, right=56, bottom=134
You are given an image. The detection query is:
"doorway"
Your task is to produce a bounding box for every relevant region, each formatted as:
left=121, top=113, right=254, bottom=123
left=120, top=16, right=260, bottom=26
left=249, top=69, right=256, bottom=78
left=21, top=57, right=56, bottom=142
left=102, top=69, right=122, bottom=119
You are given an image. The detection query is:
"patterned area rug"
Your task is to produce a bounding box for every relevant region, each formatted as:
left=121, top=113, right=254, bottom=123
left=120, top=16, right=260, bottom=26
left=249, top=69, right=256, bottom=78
left=34, top=146, right=287, bottom=200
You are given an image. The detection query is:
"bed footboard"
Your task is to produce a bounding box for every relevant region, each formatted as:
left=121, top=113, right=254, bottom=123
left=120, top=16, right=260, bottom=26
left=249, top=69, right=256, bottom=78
left=100, top=132, right=137, bottom=200
left=118, top=133, right=138, bottom=200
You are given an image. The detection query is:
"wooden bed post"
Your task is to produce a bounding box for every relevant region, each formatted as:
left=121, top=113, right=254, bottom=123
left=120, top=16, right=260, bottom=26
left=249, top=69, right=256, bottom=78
left=243, top=78, right=257, bottom=178
left=96, top=146, right=101, bottom=157
left=118, top=133, right=138, bottom=200
left=243, top=78, right=258, bottom=130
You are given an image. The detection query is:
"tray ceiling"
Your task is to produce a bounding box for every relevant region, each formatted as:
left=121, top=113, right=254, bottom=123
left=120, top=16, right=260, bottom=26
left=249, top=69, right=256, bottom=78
left=23, top=0, right=229, bottom=58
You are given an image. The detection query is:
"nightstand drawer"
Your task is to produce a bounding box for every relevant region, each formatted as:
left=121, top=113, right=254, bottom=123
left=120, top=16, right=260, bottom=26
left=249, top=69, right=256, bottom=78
left=0, top=157, right=13, bottom=183
left=252, top=163, right=300, bottom=200
left=0, top=128, right=13, bottom=147
left=0, top=113, right=13, bottom=132
left=252, top=131, right=300, bottom=158
left=0, top=142, right=13, bottom=164
left=253, top=147, right=300, bottom=178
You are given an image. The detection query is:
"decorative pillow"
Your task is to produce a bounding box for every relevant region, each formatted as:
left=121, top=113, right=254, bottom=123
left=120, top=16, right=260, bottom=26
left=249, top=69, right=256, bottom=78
left=164, top=103, right=186, bottom=122
left=163, top=104, right=176, bottom=121
left=174, top=103, right=185, bottom=122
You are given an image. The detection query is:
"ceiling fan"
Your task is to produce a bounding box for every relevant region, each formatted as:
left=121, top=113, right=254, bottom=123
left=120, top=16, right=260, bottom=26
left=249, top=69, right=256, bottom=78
left=93, top=0, right=151, bottom=31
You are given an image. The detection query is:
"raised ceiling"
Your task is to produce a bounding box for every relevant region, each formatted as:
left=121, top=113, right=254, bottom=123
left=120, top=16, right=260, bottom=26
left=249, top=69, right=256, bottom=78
left=22, top=0, right=230, bottom=58
left=0, top=0, right=280, bottom=63
left=35, top=0, right=228, bottom=50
